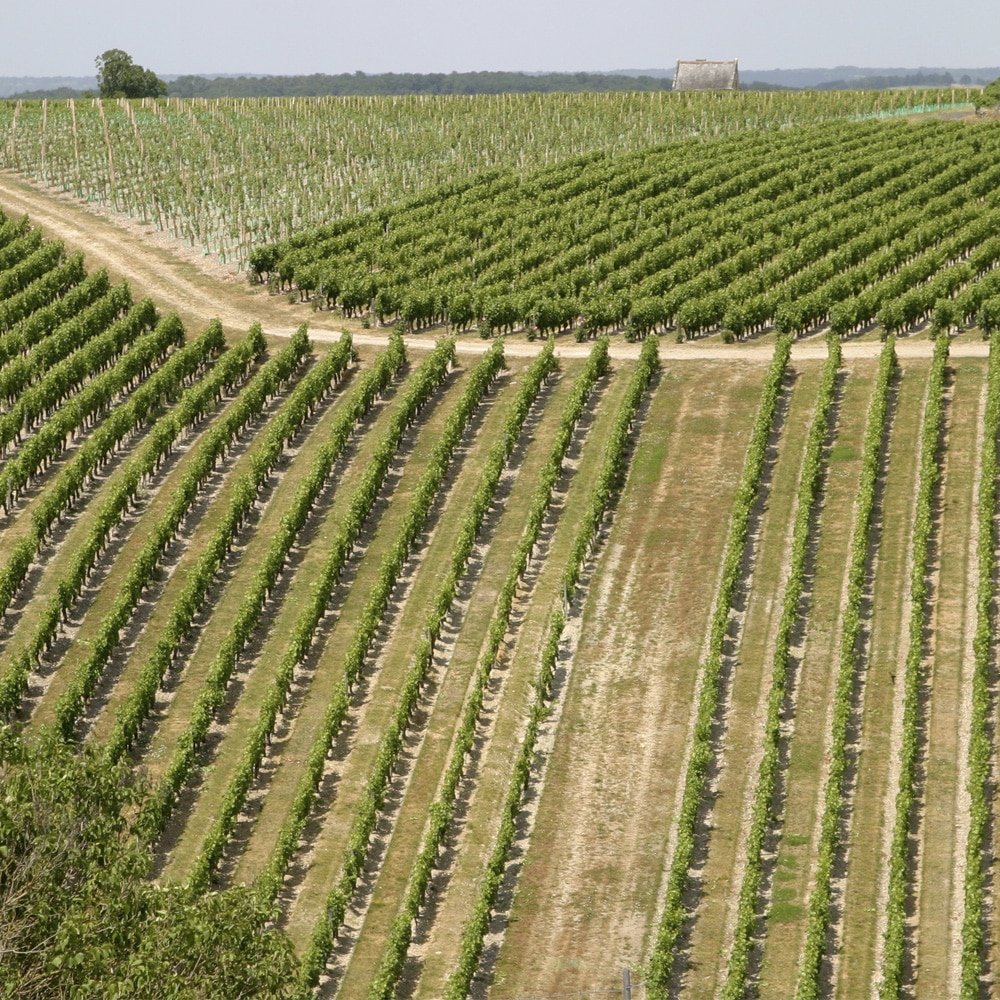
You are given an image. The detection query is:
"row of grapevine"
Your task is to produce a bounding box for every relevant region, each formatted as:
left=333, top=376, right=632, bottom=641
left=283, top=340, right=511, bottom=990
left=0, top=312, right=184, bottom=509
left=182, top=335, right=417, bottom=891
left=295, top=339, right=607, bottom=991
left=85, top=328, right=335, bottom=760
left=960, top=333, right=1000, bottom=996
left=96, top=338, right=401, bottom=781
left=213, top=338, right=458, bottom=899
left=878, top=334, right=948, bottom=997
left=0, top=319, right=229, bottom=644
left=796, top=338, right=898, bottom=999
left=0, top=90, right=971, bottom=265
left=0, top=280, right=132, bottom=404
left=410, top=340, right=613, bottom=992
left=0, top=238, right=65, bottom=300
left=721, top=338, right=842, bottom=999
left=254, top=120, right=1000, bottom=343
left=0, top=252, right=87, bottom=334
left=53, top=327, right=347, bottom=742
left=0, top=330, right=308, bottom=723
left=646, top=335, right=791, bottom=996
left=357, top=341, right=560, bottom=1000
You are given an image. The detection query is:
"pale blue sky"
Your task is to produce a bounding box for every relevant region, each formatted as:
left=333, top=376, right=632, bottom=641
left=2, top=0, right=997, bottom=77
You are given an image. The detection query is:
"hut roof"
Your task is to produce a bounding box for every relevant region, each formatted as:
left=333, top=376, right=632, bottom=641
left=673, top=60, right=740, bottom=91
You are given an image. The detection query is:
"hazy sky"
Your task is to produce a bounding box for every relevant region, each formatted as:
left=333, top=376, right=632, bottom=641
left=3, top=0, right=997, bottom=77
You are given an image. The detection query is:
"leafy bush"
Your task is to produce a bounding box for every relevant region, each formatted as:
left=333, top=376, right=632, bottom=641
left=0, top=725, right=297, bottom=999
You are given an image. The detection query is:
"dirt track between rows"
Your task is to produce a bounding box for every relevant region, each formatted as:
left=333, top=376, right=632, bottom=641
left=0, top=169, right=988, bottom=363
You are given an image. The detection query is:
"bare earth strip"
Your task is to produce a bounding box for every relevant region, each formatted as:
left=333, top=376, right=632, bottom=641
left=835, top=360, right=930, bottom=1000
left=488, top=359, right=767, bottom=998
left=408, top=365, right=627, bottom=1000
left=681, top=363, right=823, bottom=996
left=755, top=358, right=879, bottom=997
left=913, top=359, right=986, bottom=995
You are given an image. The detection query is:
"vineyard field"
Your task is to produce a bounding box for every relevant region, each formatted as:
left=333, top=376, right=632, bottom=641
left=3, top=93, right=1000, bottom=1000
left=0, top=88, right=975, bottom=266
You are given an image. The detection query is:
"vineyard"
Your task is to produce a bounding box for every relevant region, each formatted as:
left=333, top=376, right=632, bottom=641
left=250, top=117, right=1000, bottom=344
left=0, top=88, right=976, bottom=266
left=2, top=88, right=1000, bottom=1000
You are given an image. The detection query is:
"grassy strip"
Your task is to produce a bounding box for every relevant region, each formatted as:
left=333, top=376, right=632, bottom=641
left=646, top=336, right=792, bottom=998
left=438, top=335, right=660, bottom=1000
left=960, top=333, right=1000, bottom=997
left=877, top=334, right=948, bottom=998
left=720, top=338, right=841, bottom=999
left=135, top=337, right=453, bottom=845
left=183, top=337, right=494, bottom=890
left=292, top=339, right=607, bottom=994
left=795, top=337, right=898, bottom=999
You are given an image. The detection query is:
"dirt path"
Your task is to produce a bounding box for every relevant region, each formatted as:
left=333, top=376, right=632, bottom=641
left=0, top=170, right=988, bottom=365
left=490, top=360, right=766, bottom=997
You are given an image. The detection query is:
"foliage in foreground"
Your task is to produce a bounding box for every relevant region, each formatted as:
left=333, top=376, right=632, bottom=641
left=0, top=725, right=298, bottom=999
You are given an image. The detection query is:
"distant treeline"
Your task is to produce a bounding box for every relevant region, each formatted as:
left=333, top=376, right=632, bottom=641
left=814, top=71, right=961, bottom=90
left=166, top=71, right=675, bottom=97
left=8, top=71, right=674, bottom=100
left=2, top=69, right=987, bottom=101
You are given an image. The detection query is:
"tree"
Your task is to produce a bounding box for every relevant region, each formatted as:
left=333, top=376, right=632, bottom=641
left=0, top=725, right=298, bottom=998
left=95, top=49, right=167, bottom=99
left=975, top=76, right=1000, bottom=111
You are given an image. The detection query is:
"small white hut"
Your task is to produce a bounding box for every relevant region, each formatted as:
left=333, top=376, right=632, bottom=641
left=672, top=60, right=740, bottom=91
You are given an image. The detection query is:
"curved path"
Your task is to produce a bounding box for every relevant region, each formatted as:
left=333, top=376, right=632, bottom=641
left=0, top=169, right=988, bottom=362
